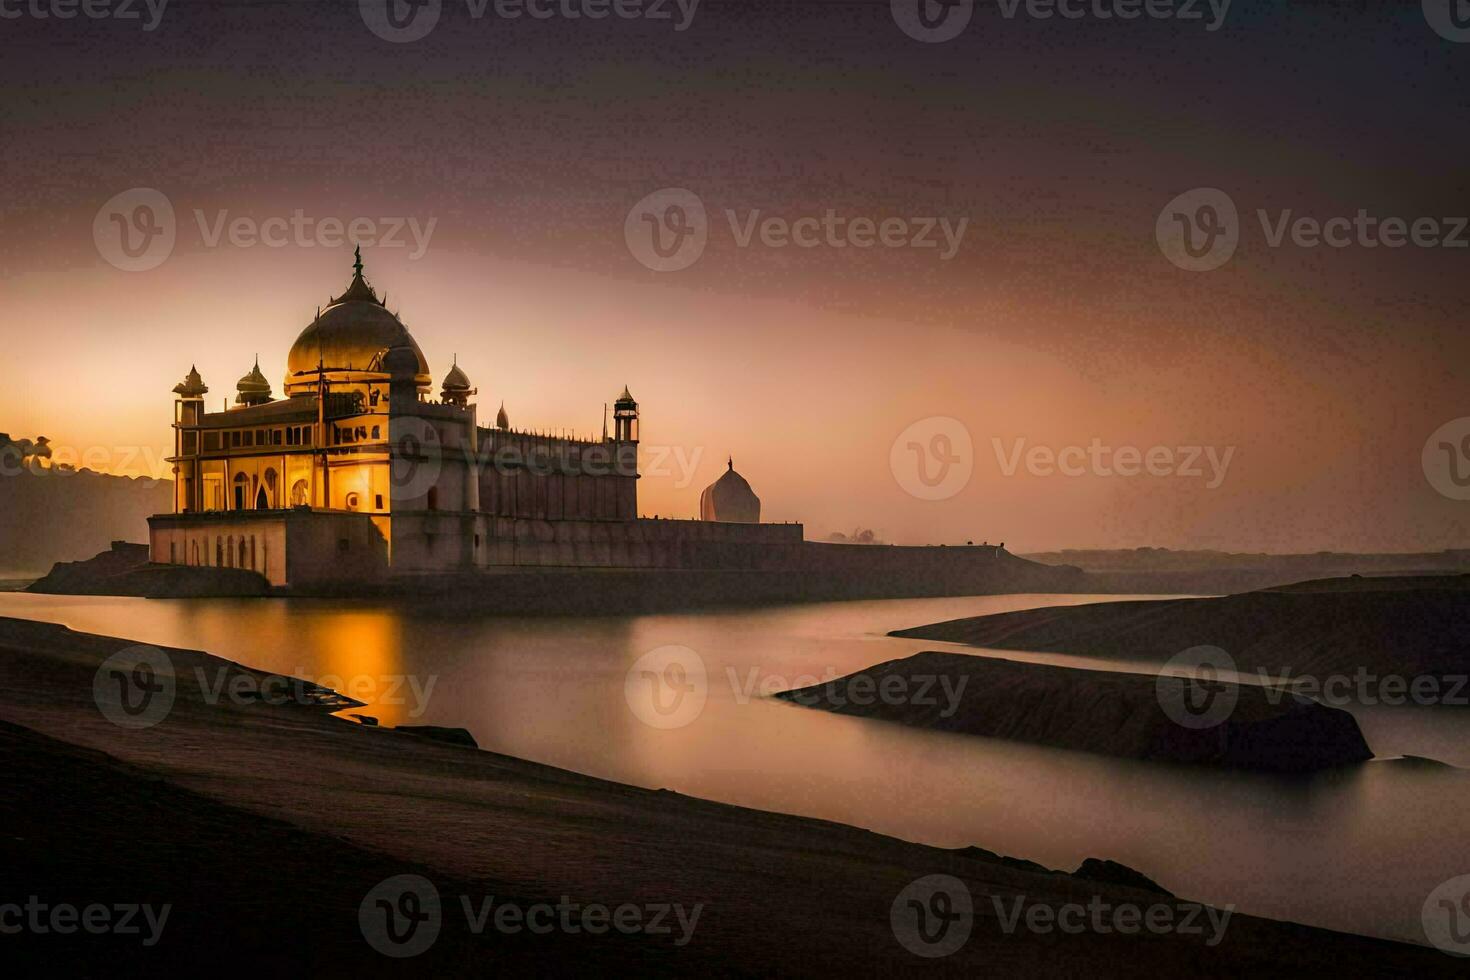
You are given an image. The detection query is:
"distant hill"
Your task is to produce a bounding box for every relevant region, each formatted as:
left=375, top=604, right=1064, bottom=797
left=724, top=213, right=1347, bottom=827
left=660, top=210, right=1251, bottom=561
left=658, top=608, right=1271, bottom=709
left=890, top=576, right=1470, bottom=683
left=1023, top=547, right=1470, bottom=594
left=0, top=466, right=172, bottom=577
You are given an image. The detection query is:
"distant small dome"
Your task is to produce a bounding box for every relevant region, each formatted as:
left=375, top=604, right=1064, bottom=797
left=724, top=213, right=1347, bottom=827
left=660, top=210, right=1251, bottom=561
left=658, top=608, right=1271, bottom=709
left=235, top=357, right=272, bottom=405
left=496, top=402, right=509, bottom=430
left=442, top=358, right=471, bottom=391
left=172, top=364, right=208, bottom=397
left=700, top=457, right=761, bottom=524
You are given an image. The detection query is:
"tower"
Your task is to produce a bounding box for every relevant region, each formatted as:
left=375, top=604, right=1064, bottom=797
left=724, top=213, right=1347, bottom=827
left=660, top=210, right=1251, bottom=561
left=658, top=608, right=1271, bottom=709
left=613, top=385, right=639, bottom=442
left=170, top=365, right=208, bottom=513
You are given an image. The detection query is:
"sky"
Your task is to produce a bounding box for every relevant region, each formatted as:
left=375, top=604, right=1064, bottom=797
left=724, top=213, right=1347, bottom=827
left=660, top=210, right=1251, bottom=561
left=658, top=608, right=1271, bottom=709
left=2, top=0, right=1468, bottom=551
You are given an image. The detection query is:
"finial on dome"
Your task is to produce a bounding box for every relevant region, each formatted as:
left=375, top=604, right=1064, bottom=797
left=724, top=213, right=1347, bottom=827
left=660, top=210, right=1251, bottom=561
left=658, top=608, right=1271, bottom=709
left=728, top=454, right=733, bottom=470
left=353, top=244, right=363, bottom=277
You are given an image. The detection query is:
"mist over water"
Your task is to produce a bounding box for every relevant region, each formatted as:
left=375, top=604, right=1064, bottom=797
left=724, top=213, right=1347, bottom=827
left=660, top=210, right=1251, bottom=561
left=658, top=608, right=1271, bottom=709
left=4, top=590, right=1467, bottom=947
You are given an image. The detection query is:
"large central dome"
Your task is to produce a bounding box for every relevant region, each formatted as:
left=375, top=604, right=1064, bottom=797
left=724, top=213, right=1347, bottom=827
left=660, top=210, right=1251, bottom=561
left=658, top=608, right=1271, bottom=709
left=284, top=256, right=430, bottom=392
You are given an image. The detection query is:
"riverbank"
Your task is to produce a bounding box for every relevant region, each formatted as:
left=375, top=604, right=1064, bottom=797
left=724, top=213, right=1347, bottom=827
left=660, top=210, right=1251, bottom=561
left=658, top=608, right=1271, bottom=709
left=0, top=615, right=1455, bottom=973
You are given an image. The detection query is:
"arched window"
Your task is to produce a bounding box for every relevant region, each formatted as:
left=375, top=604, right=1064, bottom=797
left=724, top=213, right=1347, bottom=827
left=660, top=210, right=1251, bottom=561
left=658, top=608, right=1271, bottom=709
left=233, top=472, right=249, bottom=510
left=291, top=480, right=308, bottom=507
left=346, top=492, right=360, bottom=511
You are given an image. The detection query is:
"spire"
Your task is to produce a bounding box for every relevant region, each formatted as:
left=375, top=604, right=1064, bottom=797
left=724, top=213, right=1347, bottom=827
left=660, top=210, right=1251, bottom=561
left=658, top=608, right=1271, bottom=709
left=328, top=245, right=384, bottom=306
left=728, top=455, right=733, bottom=470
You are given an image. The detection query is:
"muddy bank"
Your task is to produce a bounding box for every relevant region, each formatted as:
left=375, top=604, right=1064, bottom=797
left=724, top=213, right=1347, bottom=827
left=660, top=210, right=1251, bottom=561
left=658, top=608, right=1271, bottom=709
left=775, top=651, right=1373, bottom=773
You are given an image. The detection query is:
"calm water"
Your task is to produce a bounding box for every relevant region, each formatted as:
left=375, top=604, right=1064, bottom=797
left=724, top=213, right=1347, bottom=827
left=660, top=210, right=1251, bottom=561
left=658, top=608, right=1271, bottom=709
left=2, top=590, right=1467, bottom=947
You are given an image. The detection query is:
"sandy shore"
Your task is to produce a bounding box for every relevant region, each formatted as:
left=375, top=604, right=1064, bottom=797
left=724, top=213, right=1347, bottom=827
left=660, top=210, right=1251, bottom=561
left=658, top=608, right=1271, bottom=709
left=0, top=615, right=1456, bottom=974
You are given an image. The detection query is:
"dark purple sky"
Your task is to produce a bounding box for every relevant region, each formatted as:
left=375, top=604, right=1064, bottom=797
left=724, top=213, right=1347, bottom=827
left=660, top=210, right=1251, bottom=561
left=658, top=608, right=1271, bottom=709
left=4, top=0, right=1468, bottom=549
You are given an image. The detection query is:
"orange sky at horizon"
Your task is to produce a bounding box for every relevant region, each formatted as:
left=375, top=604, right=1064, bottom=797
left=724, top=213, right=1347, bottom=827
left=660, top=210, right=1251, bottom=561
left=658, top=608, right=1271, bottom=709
left=5, top=240, right=1465, bottom=554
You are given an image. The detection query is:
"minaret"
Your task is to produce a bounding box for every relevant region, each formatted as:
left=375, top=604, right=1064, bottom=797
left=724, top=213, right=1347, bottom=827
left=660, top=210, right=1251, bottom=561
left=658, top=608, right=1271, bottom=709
left=171, top=365, right=208, bottom=513
left=613, top=386, right=639, bottom=442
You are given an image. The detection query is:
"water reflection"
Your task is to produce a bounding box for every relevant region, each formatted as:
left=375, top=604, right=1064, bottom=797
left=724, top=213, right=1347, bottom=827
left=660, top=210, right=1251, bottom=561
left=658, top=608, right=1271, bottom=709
left=2, top=591, right=1466, bottom=946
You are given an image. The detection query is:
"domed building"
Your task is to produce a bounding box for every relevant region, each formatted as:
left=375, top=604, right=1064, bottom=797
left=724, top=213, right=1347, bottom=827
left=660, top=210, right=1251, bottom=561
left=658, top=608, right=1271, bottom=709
left=150, top=247, right=647, bottom=587
left=700, top=457, right=761, bottom=524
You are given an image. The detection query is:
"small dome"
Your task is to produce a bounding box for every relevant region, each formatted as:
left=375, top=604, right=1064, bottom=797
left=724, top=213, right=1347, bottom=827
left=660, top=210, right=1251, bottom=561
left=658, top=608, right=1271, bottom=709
left=235, top=357, right=273, bottom=405
left=443, top=358, right=471, bottom=391
left=496, top=402, right=509, bottom=430
left=615, top=385, right=637, bottom=407
left=700, top=457, right=761, bottom=524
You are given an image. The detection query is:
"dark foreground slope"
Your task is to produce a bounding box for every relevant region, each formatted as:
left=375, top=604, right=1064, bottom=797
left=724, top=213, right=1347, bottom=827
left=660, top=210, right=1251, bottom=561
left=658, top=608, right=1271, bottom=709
left=775, top=651, right=1373, bottom=773
left=0, top=617, right=1453, bottom=975
left=889, top=576, right=1470, bottom=682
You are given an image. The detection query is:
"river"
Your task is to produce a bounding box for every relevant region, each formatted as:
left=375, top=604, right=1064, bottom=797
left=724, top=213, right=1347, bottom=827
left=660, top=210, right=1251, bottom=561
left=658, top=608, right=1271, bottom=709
left=2, top=590, right=1465, bottom=948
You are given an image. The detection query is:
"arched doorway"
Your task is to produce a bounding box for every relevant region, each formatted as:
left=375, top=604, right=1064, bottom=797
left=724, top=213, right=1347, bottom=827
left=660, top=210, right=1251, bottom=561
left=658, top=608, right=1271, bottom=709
left=256, top=485, right=269, bottom=510
left=233, top=473, right=249, bottom=510
left=291, top=479, right=309, bottom=507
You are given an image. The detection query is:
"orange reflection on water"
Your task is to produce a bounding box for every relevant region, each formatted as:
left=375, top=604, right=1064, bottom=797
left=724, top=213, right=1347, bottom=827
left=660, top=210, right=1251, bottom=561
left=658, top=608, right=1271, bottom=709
left=297, top=608, right=411, bottom=727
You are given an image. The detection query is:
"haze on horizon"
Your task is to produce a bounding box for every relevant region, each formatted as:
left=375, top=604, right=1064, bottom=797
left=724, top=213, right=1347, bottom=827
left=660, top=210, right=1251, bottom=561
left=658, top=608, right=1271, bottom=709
left=3, top=1, right=1466, bottom=553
